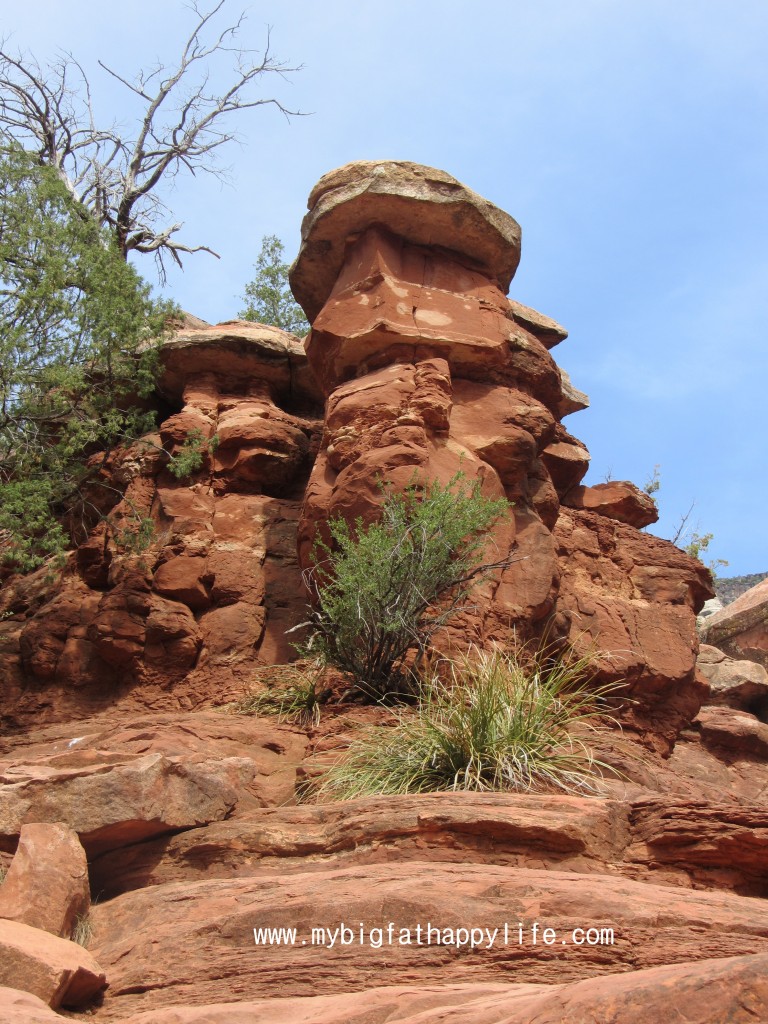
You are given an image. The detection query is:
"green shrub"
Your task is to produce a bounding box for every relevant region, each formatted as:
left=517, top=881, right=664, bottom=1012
left=301, top=474, right=510, bottom=699
left=315, top=647, right=616, bottom=798
left=167, top=429, right=220, bottom=480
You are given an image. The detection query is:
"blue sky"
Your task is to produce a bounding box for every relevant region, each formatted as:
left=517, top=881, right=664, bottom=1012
left=4, top=0, right=767, bottom=575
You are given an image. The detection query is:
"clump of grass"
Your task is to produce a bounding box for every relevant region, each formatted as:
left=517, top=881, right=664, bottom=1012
left=72, top=913, right=93, bottom=947
left=230, top=665, right=322, bottom=726
left=0, top=865, right=7, bottom=885
left=316, top=647, right=618, bottom=799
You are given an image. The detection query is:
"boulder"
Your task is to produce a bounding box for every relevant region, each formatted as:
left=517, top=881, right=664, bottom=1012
left=700, top=577, right=768, bottom=669
left=696, top=706, right=768, bottom=760
left=697, top=644, right=768, bottom=714
left=0, top=823, right=89, bottom=938
left=0, top=986, right=69, bottom=1023
left=0, top=920, right=106, bottom=1009
left=563, top=480, right=659, bottom=528
left=0, top=750, right=255, bottom=856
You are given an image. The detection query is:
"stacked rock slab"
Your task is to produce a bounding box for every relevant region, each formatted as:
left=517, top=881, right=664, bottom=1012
left=291, top=161, right=713, bottom=748
left=0, top=321, right=324, bottom=725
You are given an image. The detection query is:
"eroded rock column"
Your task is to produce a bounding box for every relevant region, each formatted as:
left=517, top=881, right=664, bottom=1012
left=291, top=161, right=588, bottom=650
left=291, top=160, right=714, bottom=745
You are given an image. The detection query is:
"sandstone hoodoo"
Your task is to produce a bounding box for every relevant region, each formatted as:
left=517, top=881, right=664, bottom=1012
left=292, top=159, right=713, bottom=745
left=3, top=159, right=766, bottom=1023
left=0, top=160, right=712, bottom=741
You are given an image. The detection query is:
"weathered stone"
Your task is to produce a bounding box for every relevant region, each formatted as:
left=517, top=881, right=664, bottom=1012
left=88, top=861, right=768, bottom=1019
left=291, top=161, right=522, bottom=321
left=628, top=798, right=768, bottom=894
left=697, top=644, right=768, bottom=714
left=556, top=366, right=590, bottom=417
left=89, top=791, right=628, bottom=898
left=0, top=823, right=89, bottom=938
left=540, top=426, right=591, bottom=496
left=158, top=320, right=321, bottom=406
left=0, top=750, right=254, bottom=855
left=696, top=706, right=768, bottom=759
left=0, top=920, right=106, bottom=1009
left=0, top=987, right=66, bottom=1024
left=152, top=556, right=212, bottom=611
left=113, top=956, right=768, bottom=1024
left=303, top=226, right=556, bottom=400
left=564, top=481, right=659, bottom=528
left=700, top=577, right=768, bottom=669
left=507, top=298, right=568, bottom=348
left=552, top=508, right=714, bottom=749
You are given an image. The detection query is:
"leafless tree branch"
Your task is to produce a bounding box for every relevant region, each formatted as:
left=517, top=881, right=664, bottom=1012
left=0, top=1, right=303, bottom=276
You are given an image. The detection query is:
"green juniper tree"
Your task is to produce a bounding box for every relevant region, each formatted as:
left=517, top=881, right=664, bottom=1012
left=240, top=234, right=309, bottom=335
left=0, top=146, right=174, bottom=571
left=0, top=4, right=305, bottom=572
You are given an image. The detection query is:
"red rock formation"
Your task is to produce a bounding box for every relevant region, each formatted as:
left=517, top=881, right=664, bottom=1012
left=1, top=160, right=763, bottom=1023
left=291, top=160, right=712, bottom=745
left=95, top=956, right=768, bottom=1024
left=87, top=861, right=768, bottom=1017
left=0, top=321, right=323, bottom=727
left=0, top=987, right=67, bottom=1024
left=700, top=577, right=768, bottom=669
left=0, top=919, right=107, bottom=1009
left=0, top=823, right=89, bottom=938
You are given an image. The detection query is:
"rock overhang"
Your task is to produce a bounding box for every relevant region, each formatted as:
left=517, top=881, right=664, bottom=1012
left=289, top=160, right=522, bottom=322
left=157, top=320, right=321, bottom=407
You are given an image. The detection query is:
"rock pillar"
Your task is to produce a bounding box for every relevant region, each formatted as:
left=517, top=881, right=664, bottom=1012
left=291, top=160, right=714, bottom=748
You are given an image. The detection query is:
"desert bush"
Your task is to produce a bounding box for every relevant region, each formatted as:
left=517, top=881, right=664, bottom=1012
left=301, top=474, right=510, bottom=699
left=315, top=647, right=616, bottom=798
left=229, top=664, right=323, bottom=725
left=72, top=913, right=93, bottom=948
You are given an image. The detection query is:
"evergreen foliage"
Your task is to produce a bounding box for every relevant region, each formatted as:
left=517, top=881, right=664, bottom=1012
left=301, top=474, right=510, bottom=698
left=240, top=234, right=309, bottom=335
left=0, top=146, right=174, bottom=570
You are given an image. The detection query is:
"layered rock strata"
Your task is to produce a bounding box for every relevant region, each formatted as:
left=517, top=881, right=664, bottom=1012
left=0, top=322, right=323, bottom=725
left=291, top=160, right=712, bottom=745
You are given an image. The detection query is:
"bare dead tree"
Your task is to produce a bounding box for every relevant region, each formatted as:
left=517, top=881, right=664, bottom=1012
left=0, top=0, right=302, bottom=279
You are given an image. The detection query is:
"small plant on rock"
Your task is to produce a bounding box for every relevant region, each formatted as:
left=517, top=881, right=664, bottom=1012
left=315, top=647, right=617, bottom=799
left=300, top=474, right=511, bottom=700
left=72, top=913, right=93, bottom=948
left=229, top=664, right=324, bottom=725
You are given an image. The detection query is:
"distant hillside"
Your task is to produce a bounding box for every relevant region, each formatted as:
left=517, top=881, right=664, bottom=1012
left=714, top=572, right=768, bottom=606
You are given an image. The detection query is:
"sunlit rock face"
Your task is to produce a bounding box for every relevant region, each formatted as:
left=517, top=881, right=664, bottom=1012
left=0, top=161, right=713, bottom=747
left=291, top=160, right=713, bottom=748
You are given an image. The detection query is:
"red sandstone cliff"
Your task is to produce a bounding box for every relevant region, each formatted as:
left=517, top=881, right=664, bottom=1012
left=0, top=162, right=765, bottom=1023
